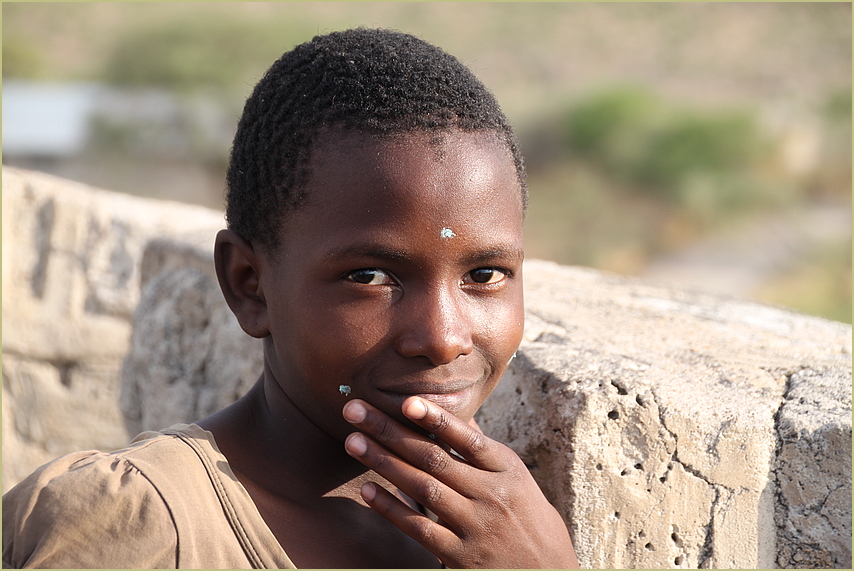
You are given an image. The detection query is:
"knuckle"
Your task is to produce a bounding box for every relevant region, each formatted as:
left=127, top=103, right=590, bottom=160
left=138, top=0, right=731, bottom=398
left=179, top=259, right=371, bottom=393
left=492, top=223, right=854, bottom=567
left=412, top=474, right=443, bottom=505
left=491, top=441, right=520, bottom=471
left=463, top=429, right=488, bottom=457
left=496, top=439, right=515, bottom=457
left=418, top=444, right=450, bottom=474
left=372, top=415, right=397, bottom=443
left=372, top=450, right=392, bottom=472
left=492, top=477, right=524, bottom=514
left=493, top=483, right=513, bottom=507
left=408, top=513, right=436, bottom=543
left=486, top=485, right=516, bottom=518
left=425, top=410, right=451, bottom=434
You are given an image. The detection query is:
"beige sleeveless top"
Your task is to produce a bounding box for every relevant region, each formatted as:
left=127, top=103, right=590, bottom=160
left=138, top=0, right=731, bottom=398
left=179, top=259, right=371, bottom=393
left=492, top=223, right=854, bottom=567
left=2, top=424, right=296, bottom=569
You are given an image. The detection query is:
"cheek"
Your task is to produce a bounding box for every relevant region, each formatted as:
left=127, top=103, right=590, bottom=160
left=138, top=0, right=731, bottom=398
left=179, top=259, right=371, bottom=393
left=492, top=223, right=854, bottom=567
left=477, top=291, right=525, bottom=364
left=306, top=301, right=394, bottom=364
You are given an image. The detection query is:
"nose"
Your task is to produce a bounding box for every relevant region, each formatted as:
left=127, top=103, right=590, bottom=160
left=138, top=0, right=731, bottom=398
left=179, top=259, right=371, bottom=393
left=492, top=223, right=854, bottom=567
left=395, top=285, right=474, bottom=365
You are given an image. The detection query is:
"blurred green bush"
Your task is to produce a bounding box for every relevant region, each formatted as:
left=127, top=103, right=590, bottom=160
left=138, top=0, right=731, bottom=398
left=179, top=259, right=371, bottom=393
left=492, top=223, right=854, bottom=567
left=102, top=16, right=311, bottom=94
left=561, top=87, right=768, bottom=211
left=522, top=87, right=850, bottom=324
left=2, top=36, right=45, bottom=79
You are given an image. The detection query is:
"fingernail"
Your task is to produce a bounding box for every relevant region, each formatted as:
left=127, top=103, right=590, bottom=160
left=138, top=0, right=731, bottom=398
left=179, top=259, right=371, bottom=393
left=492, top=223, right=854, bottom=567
left=345, top=433, right=367, bottom=456
left=343, top=400, right=366, bottom=423
left=405, top=398, right=428, bottom=419
left=361, top=482, right=376, bottom=502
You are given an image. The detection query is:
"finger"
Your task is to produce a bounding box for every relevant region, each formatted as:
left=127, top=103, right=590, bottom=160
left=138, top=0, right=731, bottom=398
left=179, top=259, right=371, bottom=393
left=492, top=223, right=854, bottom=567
left=343, top=398, right=432, bottom=447
left=344, top=431, right=468, bottom=526
left=402, top=397, right=512, bottom=472
left=343, top=399, right=464, bottom=475
left=359, top=481, right=461, bottom=562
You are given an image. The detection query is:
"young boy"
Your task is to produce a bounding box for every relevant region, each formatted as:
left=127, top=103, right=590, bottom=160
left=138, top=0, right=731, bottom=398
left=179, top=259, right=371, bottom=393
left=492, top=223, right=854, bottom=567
left=3, top=28, right=578, bottom=568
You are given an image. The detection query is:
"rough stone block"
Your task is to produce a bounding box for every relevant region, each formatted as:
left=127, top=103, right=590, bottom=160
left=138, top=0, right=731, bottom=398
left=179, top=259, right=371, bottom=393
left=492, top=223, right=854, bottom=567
left=1, top=167, right=225, bottom=361
left=477, top=260, right=851, bottom=569
left=1, top=354, right=129, bottom=492
left=775, top=368, right=851, bottom=568
left=121, top=265, right=262, bottom=437
left=1, top=167, right=225, bottom=491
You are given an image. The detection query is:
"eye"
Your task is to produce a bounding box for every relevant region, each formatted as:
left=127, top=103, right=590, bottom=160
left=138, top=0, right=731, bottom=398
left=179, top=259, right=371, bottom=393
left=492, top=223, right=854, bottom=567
left=347, top=268, right=394, bottom=286
left=464, top=268, right=507, bottom=285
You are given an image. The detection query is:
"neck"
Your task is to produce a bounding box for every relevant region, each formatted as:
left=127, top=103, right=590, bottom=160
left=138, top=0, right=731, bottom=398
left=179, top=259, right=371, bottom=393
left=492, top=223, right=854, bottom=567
left=199, top=365, right=372, bottom=503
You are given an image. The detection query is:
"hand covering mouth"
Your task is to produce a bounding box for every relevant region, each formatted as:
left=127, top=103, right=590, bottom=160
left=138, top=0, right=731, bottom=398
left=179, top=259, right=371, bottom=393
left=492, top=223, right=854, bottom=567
left=377, top=382, right=479, bottom=413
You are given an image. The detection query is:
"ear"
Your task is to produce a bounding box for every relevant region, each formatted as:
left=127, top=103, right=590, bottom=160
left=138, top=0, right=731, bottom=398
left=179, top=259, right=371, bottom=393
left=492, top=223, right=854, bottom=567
left=214, top=229, right=270, bottom=338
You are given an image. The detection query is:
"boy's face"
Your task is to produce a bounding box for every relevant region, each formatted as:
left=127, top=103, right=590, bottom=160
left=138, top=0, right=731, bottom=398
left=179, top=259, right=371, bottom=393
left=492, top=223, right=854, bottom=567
left=259, top=129, right=524, bottom=440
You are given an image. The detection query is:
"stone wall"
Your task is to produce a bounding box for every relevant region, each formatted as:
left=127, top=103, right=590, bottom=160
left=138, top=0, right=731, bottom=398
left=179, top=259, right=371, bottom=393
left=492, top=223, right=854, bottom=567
left=479, top=262, right=851, bottom=569
left=1, top=167, right=225, bottom=490
left=2, top=167, right=850, bottom=568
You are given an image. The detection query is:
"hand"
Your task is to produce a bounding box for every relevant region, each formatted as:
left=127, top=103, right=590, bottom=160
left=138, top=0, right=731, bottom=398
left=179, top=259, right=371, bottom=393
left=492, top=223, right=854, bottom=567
left=342, top=397, right=579, bottom=569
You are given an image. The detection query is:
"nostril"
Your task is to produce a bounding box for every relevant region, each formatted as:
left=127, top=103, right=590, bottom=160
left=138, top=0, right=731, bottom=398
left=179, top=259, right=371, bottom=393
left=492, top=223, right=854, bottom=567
left=395, top=325, right=473, bottom=364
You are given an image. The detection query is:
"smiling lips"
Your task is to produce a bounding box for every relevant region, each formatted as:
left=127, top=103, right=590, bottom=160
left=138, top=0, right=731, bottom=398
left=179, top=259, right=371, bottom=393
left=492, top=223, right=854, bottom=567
left=378, top=382, right=479, bottom=413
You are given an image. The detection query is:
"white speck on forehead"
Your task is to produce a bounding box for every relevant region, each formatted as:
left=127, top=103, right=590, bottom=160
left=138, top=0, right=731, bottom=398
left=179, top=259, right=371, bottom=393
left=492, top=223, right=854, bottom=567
left=338, top=385, right=351, bottom=396
left=440, top=227, right=456, bottom=238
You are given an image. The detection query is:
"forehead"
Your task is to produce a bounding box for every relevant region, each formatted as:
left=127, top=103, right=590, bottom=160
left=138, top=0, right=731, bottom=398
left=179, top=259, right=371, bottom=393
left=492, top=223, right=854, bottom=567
left=305, top=129, right=522, bottom=217
left=270, top=129, right=523, bottom=262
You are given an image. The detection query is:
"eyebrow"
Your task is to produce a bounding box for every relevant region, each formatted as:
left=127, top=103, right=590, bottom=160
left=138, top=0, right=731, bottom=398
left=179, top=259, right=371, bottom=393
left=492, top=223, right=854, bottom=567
left=461, top=246, right=525, bottom=266
left=324, top=243, right=524, bottom=266
left=324, top=244, right=414, bottom=263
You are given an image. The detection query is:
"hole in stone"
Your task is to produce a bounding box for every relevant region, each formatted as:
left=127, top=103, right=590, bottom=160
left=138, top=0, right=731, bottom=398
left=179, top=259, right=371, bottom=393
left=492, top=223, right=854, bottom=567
left=674, top=556, right=683, bottom=565
left=671, top=533, right=679, bottom=543
left=59, top=367, right=72, bottom=388
left=645, top=543, right=654, bottom=551
left=634, top=463, right=643, bottom=470
left=614, top=511, right=621, bottom=519
left=638, top=530, right=646, bottom=538
left=611, top=380, right=628, bottom=395
left=596, top=463, right=603, bottom=470
left=620, top=469, right=628, bottom=476
left=608, top=410, right=619, bottom=420
left=659, top=475, right=667, bottom=483
left=636, top=394, right=645, bottom=406
left=53, top=361, right=76, bottom=388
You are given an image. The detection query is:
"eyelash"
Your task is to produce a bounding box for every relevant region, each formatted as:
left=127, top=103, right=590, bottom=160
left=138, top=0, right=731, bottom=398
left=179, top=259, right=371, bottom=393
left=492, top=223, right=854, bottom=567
left=346, top=268, right=395, bottom=286
left=462, top=267, right=509, bottom=285
left=345, top=267, right=511, bottom=286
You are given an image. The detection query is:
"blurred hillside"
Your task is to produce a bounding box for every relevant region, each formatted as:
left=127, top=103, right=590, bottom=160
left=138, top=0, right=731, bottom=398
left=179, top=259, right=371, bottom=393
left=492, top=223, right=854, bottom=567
left=3, top=2, right=851, bottom=322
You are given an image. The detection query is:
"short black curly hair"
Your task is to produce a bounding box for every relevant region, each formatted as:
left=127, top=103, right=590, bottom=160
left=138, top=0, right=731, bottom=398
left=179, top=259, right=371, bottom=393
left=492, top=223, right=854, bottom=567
left=225, top=27, right=526, bottom=249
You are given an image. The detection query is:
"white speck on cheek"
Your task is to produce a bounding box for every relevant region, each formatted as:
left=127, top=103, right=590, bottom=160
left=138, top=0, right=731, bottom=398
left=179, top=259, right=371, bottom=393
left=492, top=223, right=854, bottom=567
left=338, top=384, right=351, bottom=396
left=440, top=227, right=456, bottom=238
